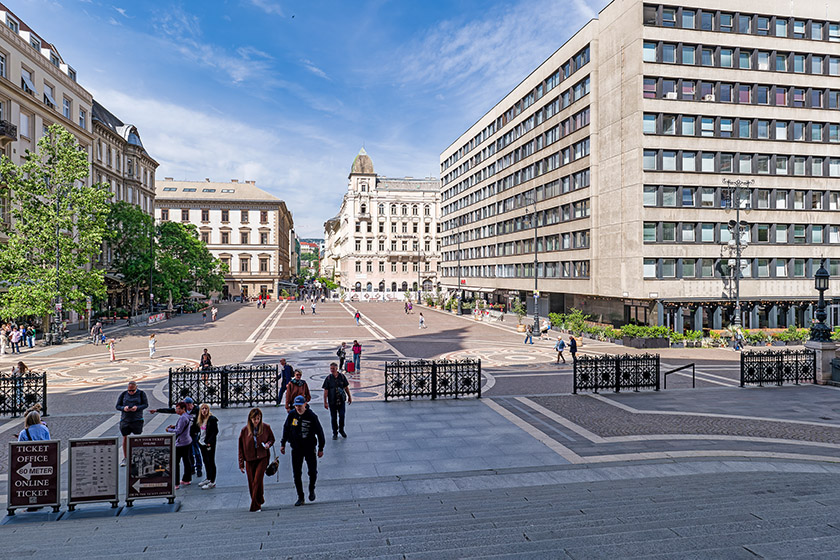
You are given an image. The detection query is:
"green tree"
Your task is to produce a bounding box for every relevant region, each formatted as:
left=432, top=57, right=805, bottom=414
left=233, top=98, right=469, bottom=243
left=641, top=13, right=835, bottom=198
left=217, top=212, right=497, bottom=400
left=105, top=201, right=153, bottom=314
left=0, top=124, right=111, bottom=322
left=155, top=221, right=226, bottom=308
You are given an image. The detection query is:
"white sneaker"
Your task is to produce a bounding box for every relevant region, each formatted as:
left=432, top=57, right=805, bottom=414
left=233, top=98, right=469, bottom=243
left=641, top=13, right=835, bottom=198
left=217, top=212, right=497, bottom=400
left=120, top=458, right=126, bottom=467
left=201, top=482, right=216, bottom=489
left=198, top=479, right=210, bottom=487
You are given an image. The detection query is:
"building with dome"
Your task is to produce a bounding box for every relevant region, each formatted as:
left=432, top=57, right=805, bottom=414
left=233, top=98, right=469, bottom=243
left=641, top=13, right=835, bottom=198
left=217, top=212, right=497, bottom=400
left=323, top=148, right=441, bottom=297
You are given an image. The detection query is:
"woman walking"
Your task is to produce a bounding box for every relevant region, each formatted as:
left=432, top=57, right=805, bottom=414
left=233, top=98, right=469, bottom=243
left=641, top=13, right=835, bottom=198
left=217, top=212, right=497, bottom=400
left=555, top=336, right=567, bottom=364
left=238, top=408, right=275, bottom=512
left=352, top=340, right=362, bottom=372
left=165, top=402, right=193, bottom=489
left=196, top=403, right=219, bottom=489
left=107, top=338, right=117, bottom=362
left=148, top=334, right=156, bottom=358
left=284, top=369, right=311, bottom=411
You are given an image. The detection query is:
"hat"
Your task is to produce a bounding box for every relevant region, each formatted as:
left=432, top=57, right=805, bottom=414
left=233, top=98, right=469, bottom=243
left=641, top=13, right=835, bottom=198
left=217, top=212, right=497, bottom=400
left=184, top=397, right=194, bottom=404
left=293, top=395, right=306, bottom=405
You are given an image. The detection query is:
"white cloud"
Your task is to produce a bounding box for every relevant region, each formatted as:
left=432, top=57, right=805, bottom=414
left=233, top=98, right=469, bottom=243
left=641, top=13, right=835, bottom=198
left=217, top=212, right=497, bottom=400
left=301, top=59, right=329, bottom=80
left=249, top=0, right=283, bottom=16
left=113, top=6, right=130, bottom=18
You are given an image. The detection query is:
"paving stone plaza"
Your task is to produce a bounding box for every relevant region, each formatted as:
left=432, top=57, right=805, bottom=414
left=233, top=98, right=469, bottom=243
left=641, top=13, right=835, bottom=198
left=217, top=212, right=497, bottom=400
left=2, top=301, right=840, bottom=558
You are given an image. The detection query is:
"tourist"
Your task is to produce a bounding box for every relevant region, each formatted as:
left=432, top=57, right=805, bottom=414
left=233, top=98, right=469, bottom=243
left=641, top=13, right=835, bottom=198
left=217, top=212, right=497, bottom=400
left=300, top=303, right=305, bottom=315
left=311, top=301, right=316, bottom=314
left=196, top=403, right=219, bottom=489
left=166, top=402, right=194, bottom=489
left=352, top=340, right=362, bottom=372
left=322, top=362, right=352, bottom=439
left=281, top=395, right=326, bottom=506
left=211, top=307, right=218, bottom=321
left=107, top=337, right=117, bottom=361
left=26, top=325, right=35, bottom=348
left=285, top=369, right=311, bottom=411
left=18, top=409, right=49, bottom=441
left=336, top=342, right=347, bottom=371
left=354, top=310, right=361, bottom=325
left=555, top=336, right=567, bottom=364
left=238, top=408, right=275, bottom=512
left=524, top=324, right=534, bottom=345
left=10, top=326, right=22, bottom=353
left=115, top=381, right=148, bottom=466
left=419, top=312, right=427, bottom=329
left=277, top=358, right=294, bottom=406
left=569, top=335, right=578, bottom=362
left=199, top=349, right=213, bottom=370
left=148, top=334, right=156, bottom=358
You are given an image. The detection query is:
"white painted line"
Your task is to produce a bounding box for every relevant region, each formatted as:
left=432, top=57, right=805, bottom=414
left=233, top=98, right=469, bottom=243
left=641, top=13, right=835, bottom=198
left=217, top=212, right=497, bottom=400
left=515, top=397, right=606, bottom=443
left=339, top=302, right=406, bottom=359
left=670, top=370, right=734, bottom=387
left=584, top=449, right=840, bottom=465
left=0, top=416, right=22, bottom=435
left=245, top=301, right=288, bottom=362
left=482, top=398, right=582, bottom=464
left=246, top=302, right=285, bottom=342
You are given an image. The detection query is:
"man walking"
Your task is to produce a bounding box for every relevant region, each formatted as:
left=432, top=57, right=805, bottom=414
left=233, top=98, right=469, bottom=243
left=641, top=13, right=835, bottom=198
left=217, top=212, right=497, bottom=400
left=419, top=313, right=427, bottom=329
left=115, top=381, right=148, bottom=466
left=524, top=324, right=534, bottom=345
left=277, top=358, right=294, bottom=406
left=569, top=335, right=578, bottom=363
left=281, top=395, right=326, bottom=506
left=91, top=322, right=102, bottom=345
left=322, top=362, right=352, bottom=440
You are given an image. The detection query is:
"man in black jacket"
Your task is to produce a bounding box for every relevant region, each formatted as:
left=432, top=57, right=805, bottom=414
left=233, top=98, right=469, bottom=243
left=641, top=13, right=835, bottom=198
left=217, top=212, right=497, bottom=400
left=281, top=395, right=326, bottom=506
left=116, top=381, right=148, bottom=466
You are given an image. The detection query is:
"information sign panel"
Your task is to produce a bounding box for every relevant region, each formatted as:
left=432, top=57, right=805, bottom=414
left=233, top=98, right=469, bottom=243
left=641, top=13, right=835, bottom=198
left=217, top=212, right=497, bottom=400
left=7, top=440, right=61, bottom=514
left=126, top=434, right=175, bottom=506
left=68, top=437, right=119, bottom=509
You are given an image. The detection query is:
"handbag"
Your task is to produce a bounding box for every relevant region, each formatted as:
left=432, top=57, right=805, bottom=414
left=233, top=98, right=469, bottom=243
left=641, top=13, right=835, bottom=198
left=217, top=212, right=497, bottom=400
left=265, top=445, right=280, bottom=477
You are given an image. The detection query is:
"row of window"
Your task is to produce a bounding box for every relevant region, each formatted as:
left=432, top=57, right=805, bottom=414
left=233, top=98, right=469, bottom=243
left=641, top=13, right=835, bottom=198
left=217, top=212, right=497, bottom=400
left=160, top=187, right=237, bottom=193
left=217, top=256, right=272, bottom=274
left=354, top=239, right=436, bottom=253
left=196, top=231, right=272, bottom=245
left=643, top=77, right=840, bottom=110
left=355, top=221, right=434, bottom=235
left=643, top=257, right=839, bottom=280
left=643, top=221, right=840, bottom=245
left=160, top=209, right=271, bottom=223
left=4, top=14, right=76, bottom=79
left=644, top=113, right=840, bottom=144
left=354, top=261, right=432, bottom=273
left=643, top=5, right=840, bottom=42
left=644, top=41, right=840, bottom=76
left=9, top=57, right=87, bottom=129
left=643, top=185, right=840, bottom=212
left=642, top=149, right=840, bottom=178
left=360, top=203, right=432, bottom=216
left=441, top=261, right=590, bottom=279
left=442, top=45, right=590, bottom=173
left=351, top=281, right=432, bottom=293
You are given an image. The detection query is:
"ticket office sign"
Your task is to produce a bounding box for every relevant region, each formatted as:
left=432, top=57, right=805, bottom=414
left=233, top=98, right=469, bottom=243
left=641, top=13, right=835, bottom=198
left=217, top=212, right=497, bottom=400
left=68, top=437, right=119, bottom=508
left=126, top=434, right=175, bottom=504
left=7, top=440, right=60, bottom=513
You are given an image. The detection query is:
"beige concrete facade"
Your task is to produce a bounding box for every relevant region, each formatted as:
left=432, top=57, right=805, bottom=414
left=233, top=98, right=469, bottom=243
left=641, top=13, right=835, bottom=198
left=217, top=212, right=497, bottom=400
left=154, top=179, right=294, bottom=300
left=440, top=0, right=840, bottom=330
left=323, top=149, right=441, bottom=295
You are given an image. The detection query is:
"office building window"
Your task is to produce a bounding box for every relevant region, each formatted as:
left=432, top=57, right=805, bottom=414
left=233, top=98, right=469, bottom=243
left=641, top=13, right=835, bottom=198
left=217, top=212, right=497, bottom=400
left=259, top=258, right=269, bottom=272
left=240, top=258, right=250, bottom=272
left=201, top=209, right=209, bottom=221
left=241, top=232, right=249, bottom=244
left=241, top=210, right=249, bottom=222
left=260, top=232, right=269, bottom=244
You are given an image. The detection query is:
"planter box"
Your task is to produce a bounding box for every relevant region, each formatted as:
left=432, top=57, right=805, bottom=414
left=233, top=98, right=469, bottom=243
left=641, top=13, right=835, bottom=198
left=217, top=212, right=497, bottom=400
left=622, top=336, right=669, bottom=349
left=610, top=338, right=623, bottom=345
left=670, top=342, right=685, bottom=348
left=786, top=341, right=802, bottom=346
left=771, top=340, right=786, bottom=346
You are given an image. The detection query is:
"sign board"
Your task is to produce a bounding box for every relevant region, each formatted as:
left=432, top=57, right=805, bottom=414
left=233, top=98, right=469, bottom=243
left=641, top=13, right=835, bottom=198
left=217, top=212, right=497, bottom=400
left=147, top=312, right=167, bottom=326
left=7, top=440, right=61, bottom=513
left=68, top=437, right=119, bottom=509
left=126, top=434, right=175, bottom=506
left=86, top=296, right=92, bottom=311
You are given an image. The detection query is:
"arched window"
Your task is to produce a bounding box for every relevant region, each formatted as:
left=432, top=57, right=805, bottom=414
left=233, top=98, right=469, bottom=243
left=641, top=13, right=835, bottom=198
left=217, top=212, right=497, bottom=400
left=391, top=282, right=397, bottom=292
left=424, top=205, right=430, bottom=216
left=401, top=205, right=408, bottom=215
left=354, top=282, right=361, bottom=292
left=366, top=282, right=372, bottom=292
left=423, top=279, right=433, bottom=291
left=401, top=281, right=408, bottom=291
left=412, top=281, right=418, bottom=291
left=378, top=280, right=385, bottom=292
left=378, top=203, right=385, bottom=214
left=412, top=205, right=418, bottom=215
left=391, top=204, right=397, bottom=214
left=360, top=204, right=366, bottom=214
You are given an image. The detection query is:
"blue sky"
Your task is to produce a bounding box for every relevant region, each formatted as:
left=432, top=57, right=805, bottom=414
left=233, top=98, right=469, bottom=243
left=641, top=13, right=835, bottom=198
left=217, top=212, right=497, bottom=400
left=16, top=0, right=601, bottom=236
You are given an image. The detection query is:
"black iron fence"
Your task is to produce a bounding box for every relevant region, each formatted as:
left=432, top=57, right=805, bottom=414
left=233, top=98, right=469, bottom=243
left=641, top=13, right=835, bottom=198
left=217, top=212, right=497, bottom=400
left=573, top=354, right=660, bottom=393
left=0, top=371, right=47, bottom=417
left=168, top=364, right=279, bottom=408
left=384, top=358, right=481, bottom=401
left=740, top=349, right=816, bottom=387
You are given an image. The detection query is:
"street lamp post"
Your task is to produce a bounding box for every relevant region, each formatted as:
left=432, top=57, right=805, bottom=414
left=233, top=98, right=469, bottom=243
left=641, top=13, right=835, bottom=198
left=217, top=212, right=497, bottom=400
left=811, top=258, right=831, bottom=342
left=456, top=225, right=462, bottom=315
left=527, top=187, right=540, bottom=337
left=722, top=178, right=753, bottom=328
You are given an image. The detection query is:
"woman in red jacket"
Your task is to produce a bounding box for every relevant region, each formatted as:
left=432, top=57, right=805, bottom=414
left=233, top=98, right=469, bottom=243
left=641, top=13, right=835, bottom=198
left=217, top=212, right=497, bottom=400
left=238, top=408, right=275, bottom=512
left=284, top=369, right=311, bottom=411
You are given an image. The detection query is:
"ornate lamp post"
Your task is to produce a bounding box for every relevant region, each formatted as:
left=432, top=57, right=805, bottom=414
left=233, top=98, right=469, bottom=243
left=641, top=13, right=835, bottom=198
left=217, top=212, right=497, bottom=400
left=810, top=258, right=831, bottom=342
left=526, top=188, right=540, bottom=336
left=722, top=178, right=753, bottom=328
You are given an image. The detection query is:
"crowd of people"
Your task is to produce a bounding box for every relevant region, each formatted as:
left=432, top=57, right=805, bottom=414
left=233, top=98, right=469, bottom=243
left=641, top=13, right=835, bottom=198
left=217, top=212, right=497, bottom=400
left=1, top=323, right=37, bottom=355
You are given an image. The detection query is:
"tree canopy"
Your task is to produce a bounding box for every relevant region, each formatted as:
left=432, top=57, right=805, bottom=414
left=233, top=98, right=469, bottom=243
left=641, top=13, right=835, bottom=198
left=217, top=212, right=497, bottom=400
left=154, top=221, right=226, bottom=307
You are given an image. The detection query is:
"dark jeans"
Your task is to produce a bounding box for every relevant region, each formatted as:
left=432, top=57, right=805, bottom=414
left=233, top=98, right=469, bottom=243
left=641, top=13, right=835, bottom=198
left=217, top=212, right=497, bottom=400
left=329, top=401, right=346, bottom=435
left=291, top=446, right=318, bottom=499
left=199, top=444, right=217, bottom=482
left=175, top=445, right=193, bottom=483
left=338, top=356, right=345, bottom=371
left=191, top=439, right=203, bottom=471
left=278, top=382, right=287, bottom=405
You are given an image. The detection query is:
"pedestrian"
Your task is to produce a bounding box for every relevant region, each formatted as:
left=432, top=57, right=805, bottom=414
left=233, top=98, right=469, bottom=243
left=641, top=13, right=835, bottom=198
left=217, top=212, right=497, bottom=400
left=311, top=302, right=316, bottom=314
left=322, top=362, right=352, bottom=440
left=199, top=348, right=213, bottom=370
left=352, top=340, right=362, bottom=372
left=10, top=326, right=22, bottom=353
left=300, top=303, right=305, bottom=315
left=18, top=409, right=50, bottom=441
left=281, top=395, right=326, bottom=506
left=404, top=302, right=409, bottom=314
left=202, top=309, right=207, bottom=322
left=419, top=312, right=427, bottom=329
left=211, top=307, right=218, bottom=321
left=524, top=324, right=534, bottom=345
left=555, top=336, right=567, bottom=364
left=408, top=302, right=413, bottom=314
left=11, top=361, right=28, bottom=413
left=115, top=381, right=148, bottom=465
left=569, top=335, right=578, bottom=362
left=238, top=408, right=275, bottom=512
left=107, top=338, right=117, bottom=361
left=196, top=403, right=219, bottom=489
left=90, top=323, right=99, bottom=345
left=277, top=358, right=294, bottom=406
left=354, top=310, right=361, bottom=325
left=336, top=342, right=347, bottom=371
left=0, top=328, right=7, bottom=355
left=148, top=334, right=156, bottom=358
left=166, top=402, right=194, bottom=489
left=285, top=369, right=311, bottom=411
left=150, top=397, right=202, bottom=477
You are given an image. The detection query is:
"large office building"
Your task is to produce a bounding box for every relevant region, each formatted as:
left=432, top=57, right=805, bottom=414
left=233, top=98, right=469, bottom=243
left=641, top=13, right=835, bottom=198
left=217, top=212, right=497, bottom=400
left=154, top=179, right=295, bottom=300
left=439, top=0, right=840, bottom=330
left=323, top=149, right=440, bottom=295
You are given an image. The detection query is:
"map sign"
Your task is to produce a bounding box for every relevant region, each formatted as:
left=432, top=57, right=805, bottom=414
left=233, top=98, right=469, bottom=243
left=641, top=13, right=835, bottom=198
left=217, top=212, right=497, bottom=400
left=7, top=440, right=60, bottom=513
left=126, top=434, right=175, bottom=505
left=68, top=438, right=119, bottom=508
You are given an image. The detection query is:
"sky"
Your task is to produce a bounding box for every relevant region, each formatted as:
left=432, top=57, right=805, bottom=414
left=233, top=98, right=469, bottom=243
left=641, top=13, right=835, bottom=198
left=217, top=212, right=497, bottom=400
left=13, top=0, right=602, bottom=237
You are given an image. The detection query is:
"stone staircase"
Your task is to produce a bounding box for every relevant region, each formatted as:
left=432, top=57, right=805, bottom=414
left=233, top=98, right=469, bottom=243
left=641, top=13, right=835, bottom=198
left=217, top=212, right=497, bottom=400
left=4, top=471, right=840, bottom=559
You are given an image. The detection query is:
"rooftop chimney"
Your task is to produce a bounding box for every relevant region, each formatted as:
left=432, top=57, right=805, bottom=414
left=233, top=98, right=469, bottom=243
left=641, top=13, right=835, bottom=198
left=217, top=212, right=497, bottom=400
left=205, top=178, right=210, bottom=182
left=164, top=177, right=174, bottom=181
left=231, top=179, right=239, bottom=183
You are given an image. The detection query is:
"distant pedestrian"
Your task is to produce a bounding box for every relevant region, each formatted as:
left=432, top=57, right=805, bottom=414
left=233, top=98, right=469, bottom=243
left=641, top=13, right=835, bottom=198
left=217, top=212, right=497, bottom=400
left=354, top=310, right=361, bottom=325
left=554, top=336, right=566, bottom=364
left=285, top=369, right=311, bottom=411
left=148, top=334, right=156, bottom=358
left=202, top=309, right=207, bottom=322
left=211, top=307, right=218, bottom=321
left=281, top=395, right=326, bottom=506
left=196, top=403, right=219, bottom=489
left=18, top=409, right=50, bottom=441
left=300, top=304, right=305, bottom=315
left=311, top=302, right=316, bottom=314
left=11, top=361, right=28, bottom=414
left=199, top=349, right=213, bottom=370
left=91, top=322, right=101, bottom=345
left=569, top=336, right=578, bottom=362
left=322, top=362, right=352, bottom=440
left=404, top=302, right=409, bottom=314
left=10, top=327, right=22, bottom=353
left=277, top=358, right=294, bottom=406
left=0, top=329, right=7, bottom=355
left=419, top=313, right=427, bottom=329
left=166, top=402, right=194, bottom=489
left=26, top=325, right=35, bottom=348
left=336, top=342, right=347, bottom=371
left=408, top=302, right=413, bottom=314
left=107, top=338, right=117, bottom=361
left=524, top=324, right=533, bottom=345
left=116, top=381, right=148, bottom=465
left=352, top=340, right=362, bottom=372
left=238, top=408, right=275, bottom=512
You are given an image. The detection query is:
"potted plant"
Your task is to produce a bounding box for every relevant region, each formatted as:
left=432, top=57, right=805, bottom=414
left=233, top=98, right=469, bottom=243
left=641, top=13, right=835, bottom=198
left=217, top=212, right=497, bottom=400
left=512, top=297, right=527, bottom=331
left=669, top=331, right=685, bottom=348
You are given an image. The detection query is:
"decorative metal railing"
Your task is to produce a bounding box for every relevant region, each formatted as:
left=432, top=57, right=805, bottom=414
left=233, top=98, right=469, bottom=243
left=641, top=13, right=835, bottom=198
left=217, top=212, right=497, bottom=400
left=0, top=371, right=47, bottom=417
left=740, top=349, right=815, bottom=387
left=573, top=354, right=660, bottom=393
left=168, top=364, right=279, bottom=407
left=384, top=358, right=481, bottom=401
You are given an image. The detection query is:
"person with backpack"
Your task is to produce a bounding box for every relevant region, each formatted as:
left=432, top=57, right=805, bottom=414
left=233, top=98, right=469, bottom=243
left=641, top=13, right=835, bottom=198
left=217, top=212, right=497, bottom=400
left=555, top=336, right=567, bottom=364
left=281, top=395, right=326, bottom=506
left=322, top=362, right=352, bottom=439
left=336, top=342, right=347, bottom=371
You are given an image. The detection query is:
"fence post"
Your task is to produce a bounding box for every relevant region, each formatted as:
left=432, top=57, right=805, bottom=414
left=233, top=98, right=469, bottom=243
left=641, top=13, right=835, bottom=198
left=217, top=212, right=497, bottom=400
left=777, top=352, right=783, bottom=386
left=221, top=370, right=229, bottom=408
left=384, top=363, right=389, bottom=402
left=41, top=373, right=48, bottom=417
left=739, top=353, right=745, bottom=387
left=614, top=356, right=621, bottom=393
left=573, top=360, right=578, bottom=394
left=168, top=368, right=173, bottom=407
left=431, top=362, right=437, bottom=400
left=655, top=355, right=660, bottom=391
left=477, top=359, right=482, bottom=398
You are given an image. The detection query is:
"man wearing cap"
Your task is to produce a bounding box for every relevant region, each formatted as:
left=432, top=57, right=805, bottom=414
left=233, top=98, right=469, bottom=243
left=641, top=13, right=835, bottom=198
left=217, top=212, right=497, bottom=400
left=281, top=395, right=326, bottom=506
left=151, top=397, right=203, bottom=477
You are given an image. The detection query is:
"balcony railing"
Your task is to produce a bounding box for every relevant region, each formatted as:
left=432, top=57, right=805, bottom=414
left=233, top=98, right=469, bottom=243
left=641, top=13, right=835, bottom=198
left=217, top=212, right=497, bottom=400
left=0, top=119, right=18, bottom=144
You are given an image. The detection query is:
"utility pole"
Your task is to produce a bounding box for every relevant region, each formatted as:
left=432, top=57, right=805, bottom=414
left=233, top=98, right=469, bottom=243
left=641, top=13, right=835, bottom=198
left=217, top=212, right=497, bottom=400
left=529, top=187, right=540, bottom=337
left=722, top=178, right=753, bottom=328
left=456, top=224, right=462, bottom=315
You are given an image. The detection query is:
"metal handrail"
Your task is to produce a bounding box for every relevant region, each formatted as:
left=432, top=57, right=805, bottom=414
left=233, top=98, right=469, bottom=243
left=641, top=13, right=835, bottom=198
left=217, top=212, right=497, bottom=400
left=663, top=363, right=695, bottom=389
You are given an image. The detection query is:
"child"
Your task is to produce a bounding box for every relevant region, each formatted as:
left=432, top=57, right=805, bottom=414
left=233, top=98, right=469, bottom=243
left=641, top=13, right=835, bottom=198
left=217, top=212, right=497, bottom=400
left=107, top=338, right=117, bottom=362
